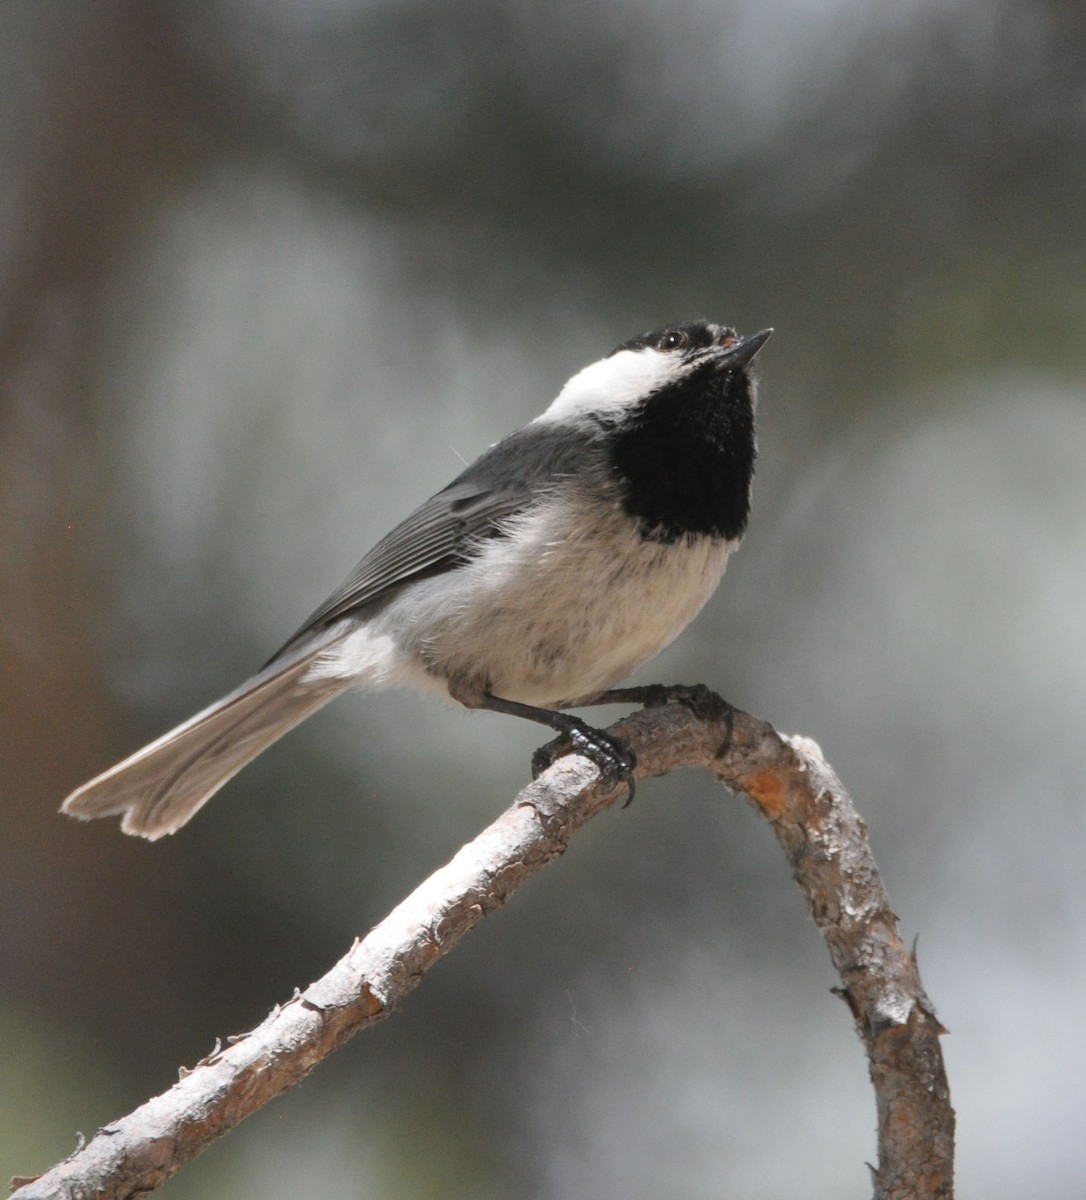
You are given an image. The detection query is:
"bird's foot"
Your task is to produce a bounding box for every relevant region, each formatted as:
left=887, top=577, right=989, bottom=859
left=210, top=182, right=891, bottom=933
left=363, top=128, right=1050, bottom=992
left=592, top=682, right=728, bottom=723
left=531, top=718, right=637, bottom=805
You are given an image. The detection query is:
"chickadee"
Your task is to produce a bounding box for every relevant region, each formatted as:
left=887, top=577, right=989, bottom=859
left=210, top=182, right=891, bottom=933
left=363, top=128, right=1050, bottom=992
left=62, top=320, right=771, bottom=839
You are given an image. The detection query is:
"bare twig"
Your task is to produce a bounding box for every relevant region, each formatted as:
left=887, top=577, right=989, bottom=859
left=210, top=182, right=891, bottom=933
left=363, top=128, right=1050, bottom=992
left=13, top=697, right=953, bottom=1200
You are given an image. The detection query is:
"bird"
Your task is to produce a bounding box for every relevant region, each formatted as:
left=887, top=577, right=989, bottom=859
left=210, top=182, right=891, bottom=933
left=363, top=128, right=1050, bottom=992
left=62, top=320, right=771, bottom=839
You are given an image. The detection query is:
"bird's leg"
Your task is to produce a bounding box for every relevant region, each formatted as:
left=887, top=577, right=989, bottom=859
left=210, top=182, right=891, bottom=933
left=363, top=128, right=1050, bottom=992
left=478, top=693, right=636, bottom=803
left=562, top=684, right=735, bottom=773
left=574, top=682, right=729, bottom=723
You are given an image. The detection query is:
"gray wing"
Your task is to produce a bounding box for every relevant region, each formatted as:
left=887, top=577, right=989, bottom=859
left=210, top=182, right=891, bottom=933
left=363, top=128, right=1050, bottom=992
left=267, top=421, right=600, bottom=664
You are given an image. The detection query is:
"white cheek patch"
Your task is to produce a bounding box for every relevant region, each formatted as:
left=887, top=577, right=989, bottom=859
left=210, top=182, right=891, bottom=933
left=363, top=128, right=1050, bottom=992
left=534, top=348, right=681, bottom=425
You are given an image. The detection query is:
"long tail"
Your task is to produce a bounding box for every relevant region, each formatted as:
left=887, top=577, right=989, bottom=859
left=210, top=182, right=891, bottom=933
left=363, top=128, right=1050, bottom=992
left=61, top=640, right=351, bottom=840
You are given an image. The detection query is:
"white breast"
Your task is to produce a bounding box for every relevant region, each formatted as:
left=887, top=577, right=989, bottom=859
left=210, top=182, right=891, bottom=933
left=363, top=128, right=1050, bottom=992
left=342, top=493, right=736, bottom=708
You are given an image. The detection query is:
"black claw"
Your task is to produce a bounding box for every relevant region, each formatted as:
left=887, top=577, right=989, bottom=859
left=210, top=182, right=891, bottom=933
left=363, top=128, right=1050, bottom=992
left=633, top=682, right=727, bottom=723
left=586, top=683, right=727, bottom=723
left=478, top=691, right=638, bottom=804
left=531, top=719, right=636, bottom=804
left=531, top=738, right=565, bottom=779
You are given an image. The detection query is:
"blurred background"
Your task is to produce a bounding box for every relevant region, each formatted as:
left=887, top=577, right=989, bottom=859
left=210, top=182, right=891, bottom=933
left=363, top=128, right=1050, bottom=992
left=2, top=0, right=1084, bottom=1195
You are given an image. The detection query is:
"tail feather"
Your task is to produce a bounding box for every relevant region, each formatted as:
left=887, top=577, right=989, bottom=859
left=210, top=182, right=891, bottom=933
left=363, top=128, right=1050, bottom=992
left=62, top=642, right=350, bottom=840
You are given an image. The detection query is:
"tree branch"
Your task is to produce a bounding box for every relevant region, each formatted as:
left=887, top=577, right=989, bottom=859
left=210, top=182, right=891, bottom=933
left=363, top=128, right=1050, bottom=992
left=12, top=696, right=954, bottom=1200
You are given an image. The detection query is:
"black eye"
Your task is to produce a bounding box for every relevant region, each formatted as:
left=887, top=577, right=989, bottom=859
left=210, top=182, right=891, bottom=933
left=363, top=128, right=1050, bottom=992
left=660, top=329, right=687, bottom=352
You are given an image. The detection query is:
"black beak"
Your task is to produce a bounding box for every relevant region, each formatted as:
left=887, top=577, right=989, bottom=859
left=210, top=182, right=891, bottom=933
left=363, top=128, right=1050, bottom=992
left=717, top=328, right=773, bottom=369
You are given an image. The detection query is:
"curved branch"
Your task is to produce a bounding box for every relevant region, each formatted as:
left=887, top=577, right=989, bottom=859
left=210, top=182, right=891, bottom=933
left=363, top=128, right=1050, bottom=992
left=12, top=697, right=954, bottom=1200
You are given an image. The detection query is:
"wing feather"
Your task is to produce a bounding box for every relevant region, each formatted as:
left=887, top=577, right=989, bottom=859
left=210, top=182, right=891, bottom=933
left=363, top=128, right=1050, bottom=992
left=266, top=421, right=601, bottom=665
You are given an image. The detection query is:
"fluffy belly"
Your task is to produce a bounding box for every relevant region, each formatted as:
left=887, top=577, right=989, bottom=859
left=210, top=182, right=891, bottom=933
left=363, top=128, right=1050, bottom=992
left=385, top=501, right=735, bottom=708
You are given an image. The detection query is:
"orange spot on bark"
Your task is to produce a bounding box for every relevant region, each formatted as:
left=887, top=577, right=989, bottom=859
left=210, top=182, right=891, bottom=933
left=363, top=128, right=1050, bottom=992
left=743, top=769, right=790, bottom=819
